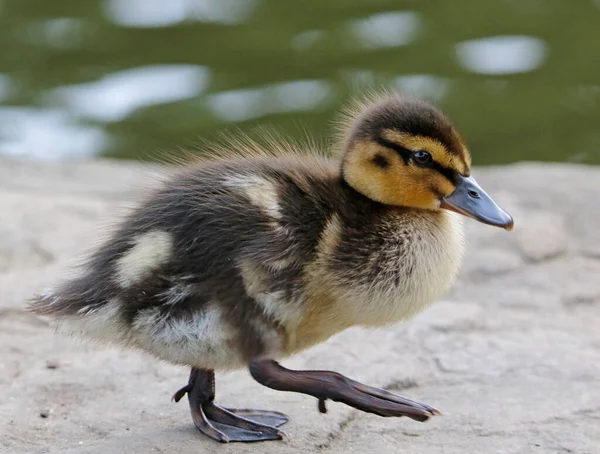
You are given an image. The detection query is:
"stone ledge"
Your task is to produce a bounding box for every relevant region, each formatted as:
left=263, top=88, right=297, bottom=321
left=1, top=159, right=598, bottom=454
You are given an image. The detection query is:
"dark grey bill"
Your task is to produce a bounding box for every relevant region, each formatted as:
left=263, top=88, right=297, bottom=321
left=440, top=175, right=514, bottom=230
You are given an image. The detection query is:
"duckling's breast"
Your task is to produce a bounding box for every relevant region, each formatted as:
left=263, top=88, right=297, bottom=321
left=297, top=209, right=464, bottom=348
left=341, top=209, right=464, bottom=325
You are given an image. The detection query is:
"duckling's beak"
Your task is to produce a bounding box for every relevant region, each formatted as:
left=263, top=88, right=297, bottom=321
left=440, top=175, right=514, bottom=231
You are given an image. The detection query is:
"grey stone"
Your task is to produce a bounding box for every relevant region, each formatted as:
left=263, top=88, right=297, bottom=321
left=514, top=211, right=569, bottom=261
left=0, top=159, right=599, bottom=454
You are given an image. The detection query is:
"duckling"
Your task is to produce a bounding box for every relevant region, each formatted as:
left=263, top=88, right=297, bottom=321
left=29, top=92, right=513, bottom=443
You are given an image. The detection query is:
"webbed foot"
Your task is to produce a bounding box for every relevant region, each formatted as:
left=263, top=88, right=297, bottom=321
left=173, top=368, right=288, bottom=443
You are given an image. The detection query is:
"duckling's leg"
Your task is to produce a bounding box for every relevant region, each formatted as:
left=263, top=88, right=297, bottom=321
left=172, top=368, right=289, bottom=443
left=250, top=360, right=440, bottom=422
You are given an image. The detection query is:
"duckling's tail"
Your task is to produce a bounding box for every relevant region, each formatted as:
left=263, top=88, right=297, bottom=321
left=27, top=291, right=78, bottom=316
left=28, top=277, right=125, bottom=343
left=27, top=277, right=108, bottom=318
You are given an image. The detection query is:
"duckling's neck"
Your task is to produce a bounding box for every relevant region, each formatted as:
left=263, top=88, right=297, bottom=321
left=336, top=173, right=441, bottom=223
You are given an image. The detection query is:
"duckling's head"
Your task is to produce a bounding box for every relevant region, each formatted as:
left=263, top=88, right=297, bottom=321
left=340, top=94, right=513, bottom=230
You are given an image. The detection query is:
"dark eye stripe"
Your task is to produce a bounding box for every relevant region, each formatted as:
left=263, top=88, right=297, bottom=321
left=377, top=137, right=458, bottom=184
left=431, top=162, right=458, bottom=184
left=375, top=137, right=411, bottom=164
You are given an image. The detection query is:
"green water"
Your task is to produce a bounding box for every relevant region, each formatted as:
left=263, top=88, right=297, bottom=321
left=0, top=0, right=599, bottom=164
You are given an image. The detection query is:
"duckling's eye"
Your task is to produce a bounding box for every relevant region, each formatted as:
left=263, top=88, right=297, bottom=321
left=412, top=151, right=433, bottom=167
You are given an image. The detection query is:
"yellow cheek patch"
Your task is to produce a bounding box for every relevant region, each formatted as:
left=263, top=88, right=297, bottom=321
left=343, top=140, right=440, bottom=209
left=381, top=130, right=470, bottom=175
left=429, top=173, right=456, bottom=198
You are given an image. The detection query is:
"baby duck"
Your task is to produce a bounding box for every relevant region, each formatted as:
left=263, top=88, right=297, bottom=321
left=29, top=93, right=513, bottom=443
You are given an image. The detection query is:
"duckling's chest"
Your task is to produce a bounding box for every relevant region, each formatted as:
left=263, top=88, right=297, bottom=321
left=328, top=210, right=465, bottom=327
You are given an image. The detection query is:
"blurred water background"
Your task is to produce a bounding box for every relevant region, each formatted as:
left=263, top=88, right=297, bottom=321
left=0, top=0, right=598, bottom=164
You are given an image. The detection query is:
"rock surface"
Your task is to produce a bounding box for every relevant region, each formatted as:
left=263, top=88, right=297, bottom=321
left=0, top=158, right=599, bottom=454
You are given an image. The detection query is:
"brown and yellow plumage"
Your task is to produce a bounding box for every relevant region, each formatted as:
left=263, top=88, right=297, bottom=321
left=28, top=92, right=513, bottom=443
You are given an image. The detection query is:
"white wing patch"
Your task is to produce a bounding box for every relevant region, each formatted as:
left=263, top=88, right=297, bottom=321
left=115, top=230, right=174, bottom=288
left=223, top=175, right=281, bottom=220
left=239, top=259, right=305, bottom=328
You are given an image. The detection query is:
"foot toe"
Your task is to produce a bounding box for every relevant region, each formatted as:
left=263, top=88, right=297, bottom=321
left=223, top=408, right=289, bottom=427
left=211, top=421, right=285, bottom=442
left=190, top=408, right=230, bottom=443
